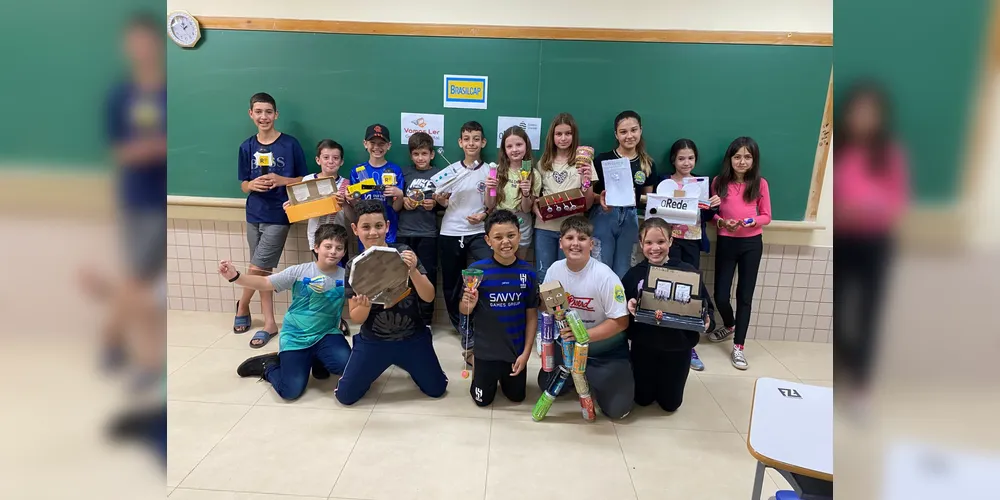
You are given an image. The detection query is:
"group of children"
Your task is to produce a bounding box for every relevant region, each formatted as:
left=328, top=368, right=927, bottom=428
left=223, top=91, right=773, bottom=416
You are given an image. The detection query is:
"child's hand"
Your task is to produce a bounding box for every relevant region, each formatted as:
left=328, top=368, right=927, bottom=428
left=400, top=250, right=418, bottom=272
left=462, top=287, right=479, bottom=307
left=708, top=195, right=721, bottom=208
left=532, top=203, right=544, bottom=220
left=559, top=325, right=575, bottom=343
left=703, top=314, right=711, bottom=331
left=484, top=176, right=499, bottom=193
left=249, top=177, right=273, bottom=192
left=742, top=218, right=757, bottom=228
left=627, top=298, right=638, bottom=316
left=511, top=352, right=529, bottom=376
left=403, top=197, right=418, bottom=210
left=599, top=190, right=610, bottom=212
left=466, top=211, right=487, bottom=224
left=350, top=295, right=372, bottom=309
left=260, top=173, right=285, bottom=187
left=282, top=200, right=291, bottom=209
left=422, top=198, right=436, bottom=211
left=335, top=192, right=347, bottom=204
left=519, top=178, right=531, bottom=196
left=726, top=219, right=742, bottom=232
left=383, top=185, right=403, bottom=198
left=218, top=260, right=238, bottom=281
left=433, top=192, right=451, bottom=206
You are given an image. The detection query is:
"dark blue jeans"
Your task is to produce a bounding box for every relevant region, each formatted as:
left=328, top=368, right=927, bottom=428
left=265, top=334, right=352, bottom=400
left=534, top=228, right=565, bottom=335
left=335, top=329, right=448, bottom=405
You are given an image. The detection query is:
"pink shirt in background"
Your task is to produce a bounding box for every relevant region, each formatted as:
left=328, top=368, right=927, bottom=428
left=712, top=178, right=772, bottom=237
left=833, top=144, right=910, bottom=236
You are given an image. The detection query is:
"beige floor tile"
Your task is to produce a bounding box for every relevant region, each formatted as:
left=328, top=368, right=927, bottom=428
left=168, top=349, right=271, bottom=404
left=169, top=346, right=206, bottom=375
left=616, top=426, right=781, bottom=500
left=485, top=419, right=636, bottom=500
left=374, top=367, right=487, bottom=418
left=256, top=366, right=393, bottom=411
left=698, top=374, right=759, bottom=434
left=167, top=401, right=251, bottom=487
left=169, top=490, right=325, bottom=500
left=615, top=376, right=738, bottom=433
left=168, top=486, right=174, bottom=497
left=491, top=376, right=614, bottom=426
left=693, top=340, right=797, bottom=379
left=801, top=379, right=834, bottom=387
left=180, top=405, right=369, bottom=497
left=169, top=311, right=231, bottom=347
left=210, top=328, right=281, bottom=353
left=331, top=413, right=490, bottom=500
left=757, top=340, right=833, bottom=380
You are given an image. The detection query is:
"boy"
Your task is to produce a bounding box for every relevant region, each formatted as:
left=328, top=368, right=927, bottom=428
left=537, top=215, right=634, bottom=420
left=335, top=200, right=448, bottom=405
left=236, top=92, right=308, bottom=348
left=284, top=139, right=355, bottom=263
left=460, top=210, right=538, bottom=407
left=433, top=121, right=493, bottom=335
left=346, top=123, right=405, bottom=246
left=397, top=131, right=440, bottom=326
left=228, top=224, right=353, bottom=401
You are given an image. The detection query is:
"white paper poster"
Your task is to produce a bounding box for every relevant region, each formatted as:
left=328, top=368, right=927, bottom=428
left=601, top=157, right=635, bottom=207
left=400, top=113, right=445, bottom=147
left=645, top=193, right=700, bottom=225
left=655, top=176, right=710, bottom=208
left=443, top=74, right=488, bottom=109
left=496, top=116, right=542, bottom=150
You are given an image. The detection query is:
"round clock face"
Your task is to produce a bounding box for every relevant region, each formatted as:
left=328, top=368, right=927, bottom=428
left=167, top=11, right=200, bottom=47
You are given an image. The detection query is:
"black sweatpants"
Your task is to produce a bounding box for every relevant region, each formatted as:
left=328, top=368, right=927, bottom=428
left=833, top=234, right=893, bottom=389
left=470, top=357, right=527, bottom=406
left=439, top=234, right=492, bottom=331
left=713, top=234, right=763, bottom=346
left=396, top=236, right=438, bottom=326
left=536, top=341, right=634, bottom=420
left=630, top=346, right=691, bottom=412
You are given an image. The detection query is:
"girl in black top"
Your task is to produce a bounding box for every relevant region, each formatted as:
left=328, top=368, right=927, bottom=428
left=622, top=217, right=712, bottom=412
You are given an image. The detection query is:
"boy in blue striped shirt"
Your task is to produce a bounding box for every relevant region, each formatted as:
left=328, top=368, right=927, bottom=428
left=460, top=210, right=539, bottom=407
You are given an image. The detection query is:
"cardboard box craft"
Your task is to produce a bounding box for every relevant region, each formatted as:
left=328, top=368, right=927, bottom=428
left=635, top=265, right=707, bottom=332
left=348, top=246, right=411, bottom=307
left=539, top=281, right=570, bottom=316
left=284, top=177, right=343, bottom=223
left=535, top=188, right=586, bottom=221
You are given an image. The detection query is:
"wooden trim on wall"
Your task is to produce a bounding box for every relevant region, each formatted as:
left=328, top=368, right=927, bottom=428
left=805, top=69, right=834, bottom=222
left=196, top=17, right=833, bottom=46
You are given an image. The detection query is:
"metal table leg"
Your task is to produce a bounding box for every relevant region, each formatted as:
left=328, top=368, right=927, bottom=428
left=752, top=460, right=766, bottom=500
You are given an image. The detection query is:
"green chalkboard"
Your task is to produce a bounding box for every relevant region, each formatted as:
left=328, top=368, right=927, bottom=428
left=168, top=30, right=831, bottom=219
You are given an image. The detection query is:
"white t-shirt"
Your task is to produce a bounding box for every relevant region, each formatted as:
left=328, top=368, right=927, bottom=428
left=440, top=161, right=489, bottom=236
left=301, top=173, right=350, bottom=249
left=534, top=159, right=599, bottom=232
left=544, top=257, right=628, bottom=355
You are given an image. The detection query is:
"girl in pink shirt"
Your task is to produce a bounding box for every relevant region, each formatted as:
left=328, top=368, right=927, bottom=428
left=707, top=137, right=771, bottom=370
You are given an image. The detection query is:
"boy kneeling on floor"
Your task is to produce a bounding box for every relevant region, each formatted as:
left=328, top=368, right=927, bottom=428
left=227, top=224, right=351, bottom=401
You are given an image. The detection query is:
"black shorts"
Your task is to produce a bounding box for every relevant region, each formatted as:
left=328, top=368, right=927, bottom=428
left=470, top=358, right=526, bottom=407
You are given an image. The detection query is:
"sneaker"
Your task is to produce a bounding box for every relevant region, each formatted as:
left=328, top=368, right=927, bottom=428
left=237, top=353, right=280, bottom=378
left=689, top=348, right=705, bottom=371
left=709, top=326, right=735, bottom=343
left=731, top=345, right=748, bottom=370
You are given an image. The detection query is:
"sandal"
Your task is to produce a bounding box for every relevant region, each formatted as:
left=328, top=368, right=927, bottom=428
left=249, top=330, right=277, bottom=349
left=233, top=300, right=251, bottom=334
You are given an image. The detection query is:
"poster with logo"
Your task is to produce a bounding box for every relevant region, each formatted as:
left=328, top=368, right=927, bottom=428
left=443, top=74, right=488, bottom=109
left=400, top=112, right=445, bottom=147
left=644, top=193, right=700, bottom=225
left=496, top=116, right=542, bottom=150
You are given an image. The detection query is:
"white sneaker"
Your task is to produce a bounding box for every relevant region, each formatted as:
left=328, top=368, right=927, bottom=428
left=709, top=326, right=735, bottom=343
left=731, top=346, right=748, bottom=370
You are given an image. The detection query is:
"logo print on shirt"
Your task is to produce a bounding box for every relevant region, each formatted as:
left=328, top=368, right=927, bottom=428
left=613, top=284, right=626, bottom=304
left=477, top=180, right=487, bottom=193
left=520, top=273, right=528, bottom=289
left=633, top=170, right=647, bottom=185
left=568, top=295, right=595, bottom=312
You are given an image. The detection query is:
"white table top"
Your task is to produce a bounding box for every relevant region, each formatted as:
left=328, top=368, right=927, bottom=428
left=747, top=377, right=833, bottom=480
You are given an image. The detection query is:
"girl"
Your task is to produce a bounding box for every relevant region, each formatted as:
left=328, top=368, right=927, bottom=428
left=485, top=126, right=541, bottom=259
left=591, top=110, right=657, bottom=278
left=707, top=137, right=771, bottom=370
left=832, top=81, right=909, bottom=400
left=623, top=218, right=712, bottom=412
left=654, top=139, right=721, bottom=371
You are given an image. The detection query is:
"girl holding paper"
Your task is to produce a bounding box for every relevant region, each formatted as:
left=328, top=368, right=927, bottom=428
left=654, top=138, right=721, bottom=371
left=591, top=110, right=657, bottom=278
left=707, top=137, right=771, bottom=370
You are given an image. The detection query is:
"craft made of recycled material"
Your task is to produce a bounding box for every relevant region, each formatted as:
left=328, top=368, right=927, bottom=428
left=635, top=265, right=707, bottom=332
left=535, top=188, right=586, bottom=222
left=284, top=176, right=344, bottom=223
left=348, top=246, right=411, bottom=307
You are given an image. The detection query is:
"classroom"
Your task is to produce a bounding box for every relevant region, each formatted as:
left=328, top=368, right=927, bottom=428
left=165, top=1, right=834, bottom=499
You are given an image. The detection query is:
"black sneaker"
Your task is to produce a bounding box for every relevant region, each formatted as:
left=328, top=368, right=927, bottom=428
left=311, top=358, right=331, bottom=380
left=237, top=353, right=279, bottom=378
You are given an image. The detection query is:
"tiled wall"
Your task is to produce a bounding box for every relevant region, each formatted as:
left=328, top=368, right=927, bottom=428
left=167, top=218, right=832, bottom=343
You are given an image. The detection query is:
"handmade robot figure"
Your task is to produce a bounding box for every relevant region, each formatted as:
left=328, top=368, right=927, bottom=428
left=634, top=265, right=708, bottom=332
left=532, top=281, right=596, bottom=422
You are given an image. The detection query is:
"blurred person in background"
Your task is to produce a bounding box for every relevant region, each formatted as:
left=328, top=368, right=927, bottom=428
left=81, top=11, right=167, bottom=462
left=832, top=80, right=911, bottom=412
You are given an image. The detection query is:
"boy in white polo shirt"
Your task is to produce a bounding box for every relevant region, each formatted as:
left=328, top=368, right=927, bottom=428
left=433, top=121, right=493, bottom=339
left=537, top=215, right=634, bottom=420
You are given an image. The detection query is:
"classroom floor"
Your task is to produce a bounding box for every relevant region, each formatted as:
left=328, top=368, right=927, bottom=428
left=167, top=310, right=832, bottom=500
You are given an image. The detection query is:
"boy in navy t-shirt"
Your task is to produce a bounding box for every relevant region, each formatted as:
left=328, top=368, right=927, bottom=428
left=460, top=210, right=539, bottom=407
left=236, top=92, right=308, bottom=348
left=346, top=123, right=405, bottom=246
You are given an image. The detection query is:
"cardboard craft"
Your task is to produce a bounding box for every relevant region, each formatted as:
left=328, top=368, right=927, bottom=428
left=539, top=281, right=570, bottom=316
left=348, top=246, right=411, bottom=307
left=284, top=177, right=344, bottom=223
left=635, top=265, right=706, bottom=332
left=644, top=193, right=699, bottom=226
left=535, top=188, right=586, bottom=221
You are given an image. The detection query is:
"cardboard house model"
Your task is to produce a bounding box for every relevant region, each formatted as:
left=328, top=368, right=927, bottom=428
left=284, top=176, right=343, bottom=223
left=635, top=265, right=707, bottom=332
left=348, top=246, right=411, bottom=307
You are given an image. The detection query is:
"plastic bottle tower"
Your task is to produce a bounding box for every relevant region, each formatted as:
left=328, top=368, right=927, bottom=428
left=459, top=269, right=485, bottom=379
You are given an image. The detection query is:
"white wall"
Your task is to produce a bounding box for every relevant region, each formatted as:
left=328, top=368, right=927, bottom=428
left=167, top=0, right=834, bottom=246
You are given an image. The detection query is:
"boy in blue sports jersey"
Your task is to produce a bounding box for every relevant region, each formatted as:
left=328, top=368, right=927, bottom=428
left=227, top=224, right=352, bottom=401
left=236, top=92, right=308, bottom=348
left=460, top=210, right=539, bottom=407
left=346, top=123, right=405, bottom=246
